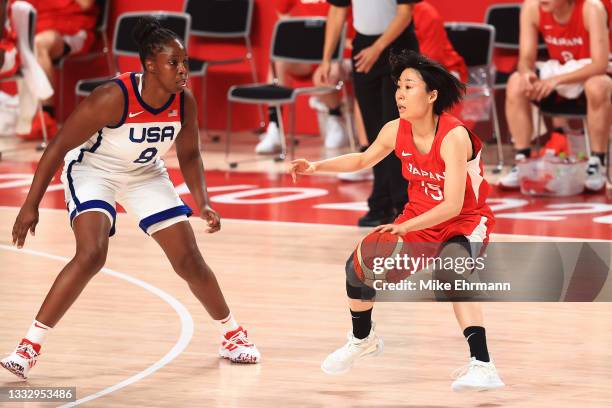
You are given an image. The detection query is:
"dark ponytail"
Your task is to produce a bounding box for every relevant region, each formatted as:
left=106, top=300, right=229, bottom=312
left=390, top=49, right=466, bottom=115
left=132, top=16, right=181, bottom=68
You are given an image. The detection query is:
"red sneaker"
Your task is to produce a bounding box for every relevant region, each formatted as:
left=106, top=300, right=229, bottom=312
left=219, top=326, right=261, bottom=364
left=1, top=338, right=41, bottom=379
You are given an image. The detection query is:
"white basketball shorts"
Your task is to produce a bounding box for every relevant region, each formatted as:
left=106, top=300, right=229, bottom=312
left=60, top=164, right=192, bottom=237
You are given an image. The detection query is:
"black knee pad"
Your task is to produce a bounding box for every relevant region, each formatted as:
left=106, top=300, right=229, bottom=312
left=345, top=252, right=361, bottom=287
left=433, top=236, right=480, bottom=301
left=442, top=235, right=472, bottom=256
left=345, top=252, right=376, bottom=300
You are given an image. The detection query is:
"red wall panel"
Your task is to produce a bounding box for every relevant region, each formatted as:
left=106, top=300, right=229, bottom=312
left=54, top=0, right=517, bottom=135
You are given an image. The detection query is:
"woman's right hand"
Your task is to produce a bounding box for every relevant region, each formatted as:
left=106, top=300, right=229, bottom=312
left=290, top=159, right=317, bottom=183
left=12, top=203, right=39, bottom=248
left=313, top=61, right=332, bottom=86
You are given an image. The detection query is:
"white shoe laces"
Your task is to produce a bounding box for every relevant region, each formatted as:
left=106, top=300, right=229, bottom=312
left=16, top=343, right=38, bottom=359
left=451, top=359, right=494, bottom=380
left=334, top=335, right=369, bottom=360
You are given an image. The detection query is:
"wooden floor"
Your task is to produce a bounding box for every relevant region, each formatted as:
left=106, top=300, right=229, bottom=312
left=1, top=206, right=612, bottom=407
left=1, top=129, right=612, bottom=406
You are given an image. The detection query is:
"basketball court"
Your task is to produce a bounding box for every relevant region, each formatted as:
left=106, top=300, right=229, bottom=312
left=0, top=137, right=611, bottom=407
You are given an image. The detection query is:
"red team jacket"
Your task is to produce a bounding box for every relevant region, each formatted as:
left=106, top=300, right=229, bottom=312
left=394, top=113, right=495, bottom=244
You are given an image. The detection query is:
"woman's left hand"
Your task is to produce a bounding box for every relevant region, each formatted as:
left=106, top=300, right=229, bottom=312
left=374, top=222, right=409, bottom=236
left=530, top=77, right=559, bottom=101
left=200, top=205, right=221, bottom=233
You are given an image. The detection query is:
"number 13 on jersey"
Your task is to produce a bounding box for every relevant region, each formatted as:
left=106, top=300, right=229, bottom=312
left=421, top=180, right=443, bottom=201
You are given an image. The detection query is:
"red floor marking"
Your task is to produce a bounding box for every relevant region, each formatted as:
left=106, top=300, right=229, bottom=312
left=0, top=162, right=610, bottom=240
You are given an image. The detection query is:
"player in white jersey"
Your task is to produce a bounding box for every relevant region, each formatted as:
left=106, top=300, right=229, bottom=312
left=2, top=17, right=260, bottom=380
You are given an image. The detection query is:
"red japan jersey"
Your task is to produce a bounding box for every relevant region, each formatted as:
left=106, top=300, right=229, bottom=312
left=413, top=1, right=467, bottom=82
left=538, top=0, right=612, bottom=62
left=394, top=113, right=494, bottom=230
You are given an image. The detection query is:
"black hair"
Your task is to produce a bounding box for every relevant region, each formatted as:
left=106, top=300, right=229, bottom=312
left=390, top=49, right=466, bottom=115
left=132, top=16, right=182, bottom=68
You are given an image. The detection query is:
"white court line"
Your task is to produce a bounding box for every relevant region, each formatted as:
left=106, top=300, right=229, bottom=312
left=0, top=244, right=194, bottom=407
left=0, top=206, right=608, bottom=242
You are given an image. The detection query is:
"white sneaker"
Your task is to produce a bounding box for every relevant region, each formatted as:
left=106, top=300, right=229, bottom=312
left=321, top=324, right=383, bottom=375
left=451, top=357, right=505, bottom=392
left=324, top=115, right=348, bottom=149
left=585, top=156, right=606, bottom=192
left=255, top=122, right=281, bottom=154
left=337, top=168, right=374, bottom=182
left=497, top=153, right=526, bottom=189
left=309, top=97, right=329, bottom=140
left=1, top=339, right=41, bottom=380
left=308, top=96, right=328, bottom=113
left=218, top=326, right=261, bottom=364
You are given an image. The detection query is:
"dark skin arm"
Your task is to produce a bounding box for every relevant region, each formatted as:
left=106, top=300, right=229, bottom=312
left=174, top=88, right=221, bottom=233
left=12, top=82, right=124, bottom=248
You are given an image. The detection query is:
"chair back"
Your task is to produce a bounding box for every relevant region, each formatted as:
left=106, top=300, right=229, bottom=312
left=184, top=0, right=253, bottom=38
left=113, top=11, right=191, bottom=57
left=271, top=17, right=345, bottom=65
left=484, top=4, right=547, bottom=50
left=445, top=22, right=495, bottom=69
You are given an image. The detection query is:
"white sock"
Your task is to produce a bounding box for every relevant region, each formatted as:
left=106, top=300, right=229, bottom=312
left=214, top=313, right=239, bottom=337
left=25, top=320, right=51, bottom=345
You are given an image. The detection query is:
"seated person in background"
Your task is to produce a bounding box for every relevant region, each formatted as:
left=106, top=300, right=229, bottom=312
left=412, top=0, right=467, bottom=82
left=256, top=0, right=351, bottom=154
left=499, top=0, right=611, bottom=192
left=0, top=0, right=19, bottom=80
left=20, top=0, right=98, bottom=138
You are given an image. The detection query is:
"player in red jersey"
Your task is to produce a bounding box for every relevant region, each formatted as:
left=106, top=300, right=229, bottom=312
left=500, top=0, right=611, bottom=191
left=291, top=50, right=504, bottom=391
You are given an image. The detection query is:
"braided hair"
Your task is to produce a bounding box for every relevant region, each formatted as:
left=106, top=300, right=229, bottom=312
left=132, top=16, right=182, bottom=69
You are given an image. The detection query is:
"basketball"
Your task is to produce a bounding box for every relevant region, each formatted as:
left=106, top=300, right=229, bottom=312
left=353, top=231, right=409, bottom=287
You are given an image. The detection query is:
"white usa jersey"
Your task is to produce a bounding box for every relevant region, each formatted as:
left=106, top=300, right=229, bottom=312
left=64, top=72, right=184, bottom=173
